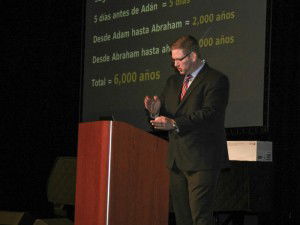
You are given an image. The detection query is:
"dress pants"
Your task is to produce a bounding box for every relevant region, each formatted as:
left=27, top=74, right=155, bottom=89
left=170, top=163, right=220, bottom=225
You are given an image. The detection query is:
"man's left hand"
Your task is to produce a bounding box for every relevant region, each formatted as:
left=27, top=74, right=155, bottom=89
left=150, top=116, right=175, bottom=130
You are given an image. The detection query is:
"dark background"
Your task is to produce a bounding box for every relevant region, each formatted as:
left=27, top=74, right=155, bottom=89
left=1, top=0, right=298, bottom=224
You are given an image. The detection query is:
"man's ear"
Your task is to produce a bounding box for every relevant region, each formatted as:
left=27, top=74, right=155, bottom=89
left=191, top=52, right=197, bottom=62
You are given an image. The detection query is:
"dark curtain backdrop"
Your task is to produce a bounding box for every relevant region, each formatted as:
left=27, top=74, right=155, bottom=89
left=1, top=0, right=298, bottom=224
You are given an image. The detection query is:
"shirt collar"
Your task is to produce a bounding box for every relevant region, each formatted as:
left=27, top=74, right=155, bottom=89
left=190, top=60, right=206, bottom=79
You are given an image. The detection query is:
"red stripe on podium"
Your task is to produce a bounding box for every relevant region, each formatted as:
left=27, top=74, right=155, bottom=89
left=75, top=121, right=111, bottom=225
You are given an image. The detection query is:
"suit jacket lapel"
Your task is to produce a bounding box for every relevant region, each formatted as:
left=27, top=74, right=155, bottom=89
left=173, top=75, right=184, bottom=106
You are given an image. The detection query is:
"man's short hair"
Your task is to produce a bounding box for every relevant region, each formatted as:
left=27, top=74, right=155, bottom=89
left=170, top=35, right=201, bottom=58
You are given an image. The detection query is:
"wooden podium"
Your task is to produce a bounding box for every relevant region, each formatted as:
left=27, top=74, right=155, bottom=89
left=75, top=121, right=169, bottom=225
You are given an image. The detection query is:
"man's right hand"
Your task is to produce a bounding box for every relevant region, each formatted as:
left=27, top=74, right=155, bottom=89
left=144, top=95, right=161, bottom=116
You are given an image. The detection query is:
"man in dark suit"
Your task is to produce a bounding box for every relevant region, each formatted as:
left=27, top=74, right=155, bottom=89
left=144, top=35, right=229, bottom=225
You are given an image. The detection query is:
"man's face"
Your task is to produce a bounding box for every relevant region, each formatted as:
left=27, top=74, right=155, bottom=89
left=171, top=49, right=195, bottom=75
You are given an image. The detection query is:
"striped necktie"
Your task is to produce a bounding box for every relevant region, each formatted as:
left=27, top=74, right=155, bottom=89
left=180, top=74, right=192, bottom=100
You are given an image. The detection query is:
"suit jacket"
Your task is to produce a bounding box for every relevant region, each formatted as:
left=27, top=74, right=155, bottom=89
left=160, top=64, right=229, bottom=171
